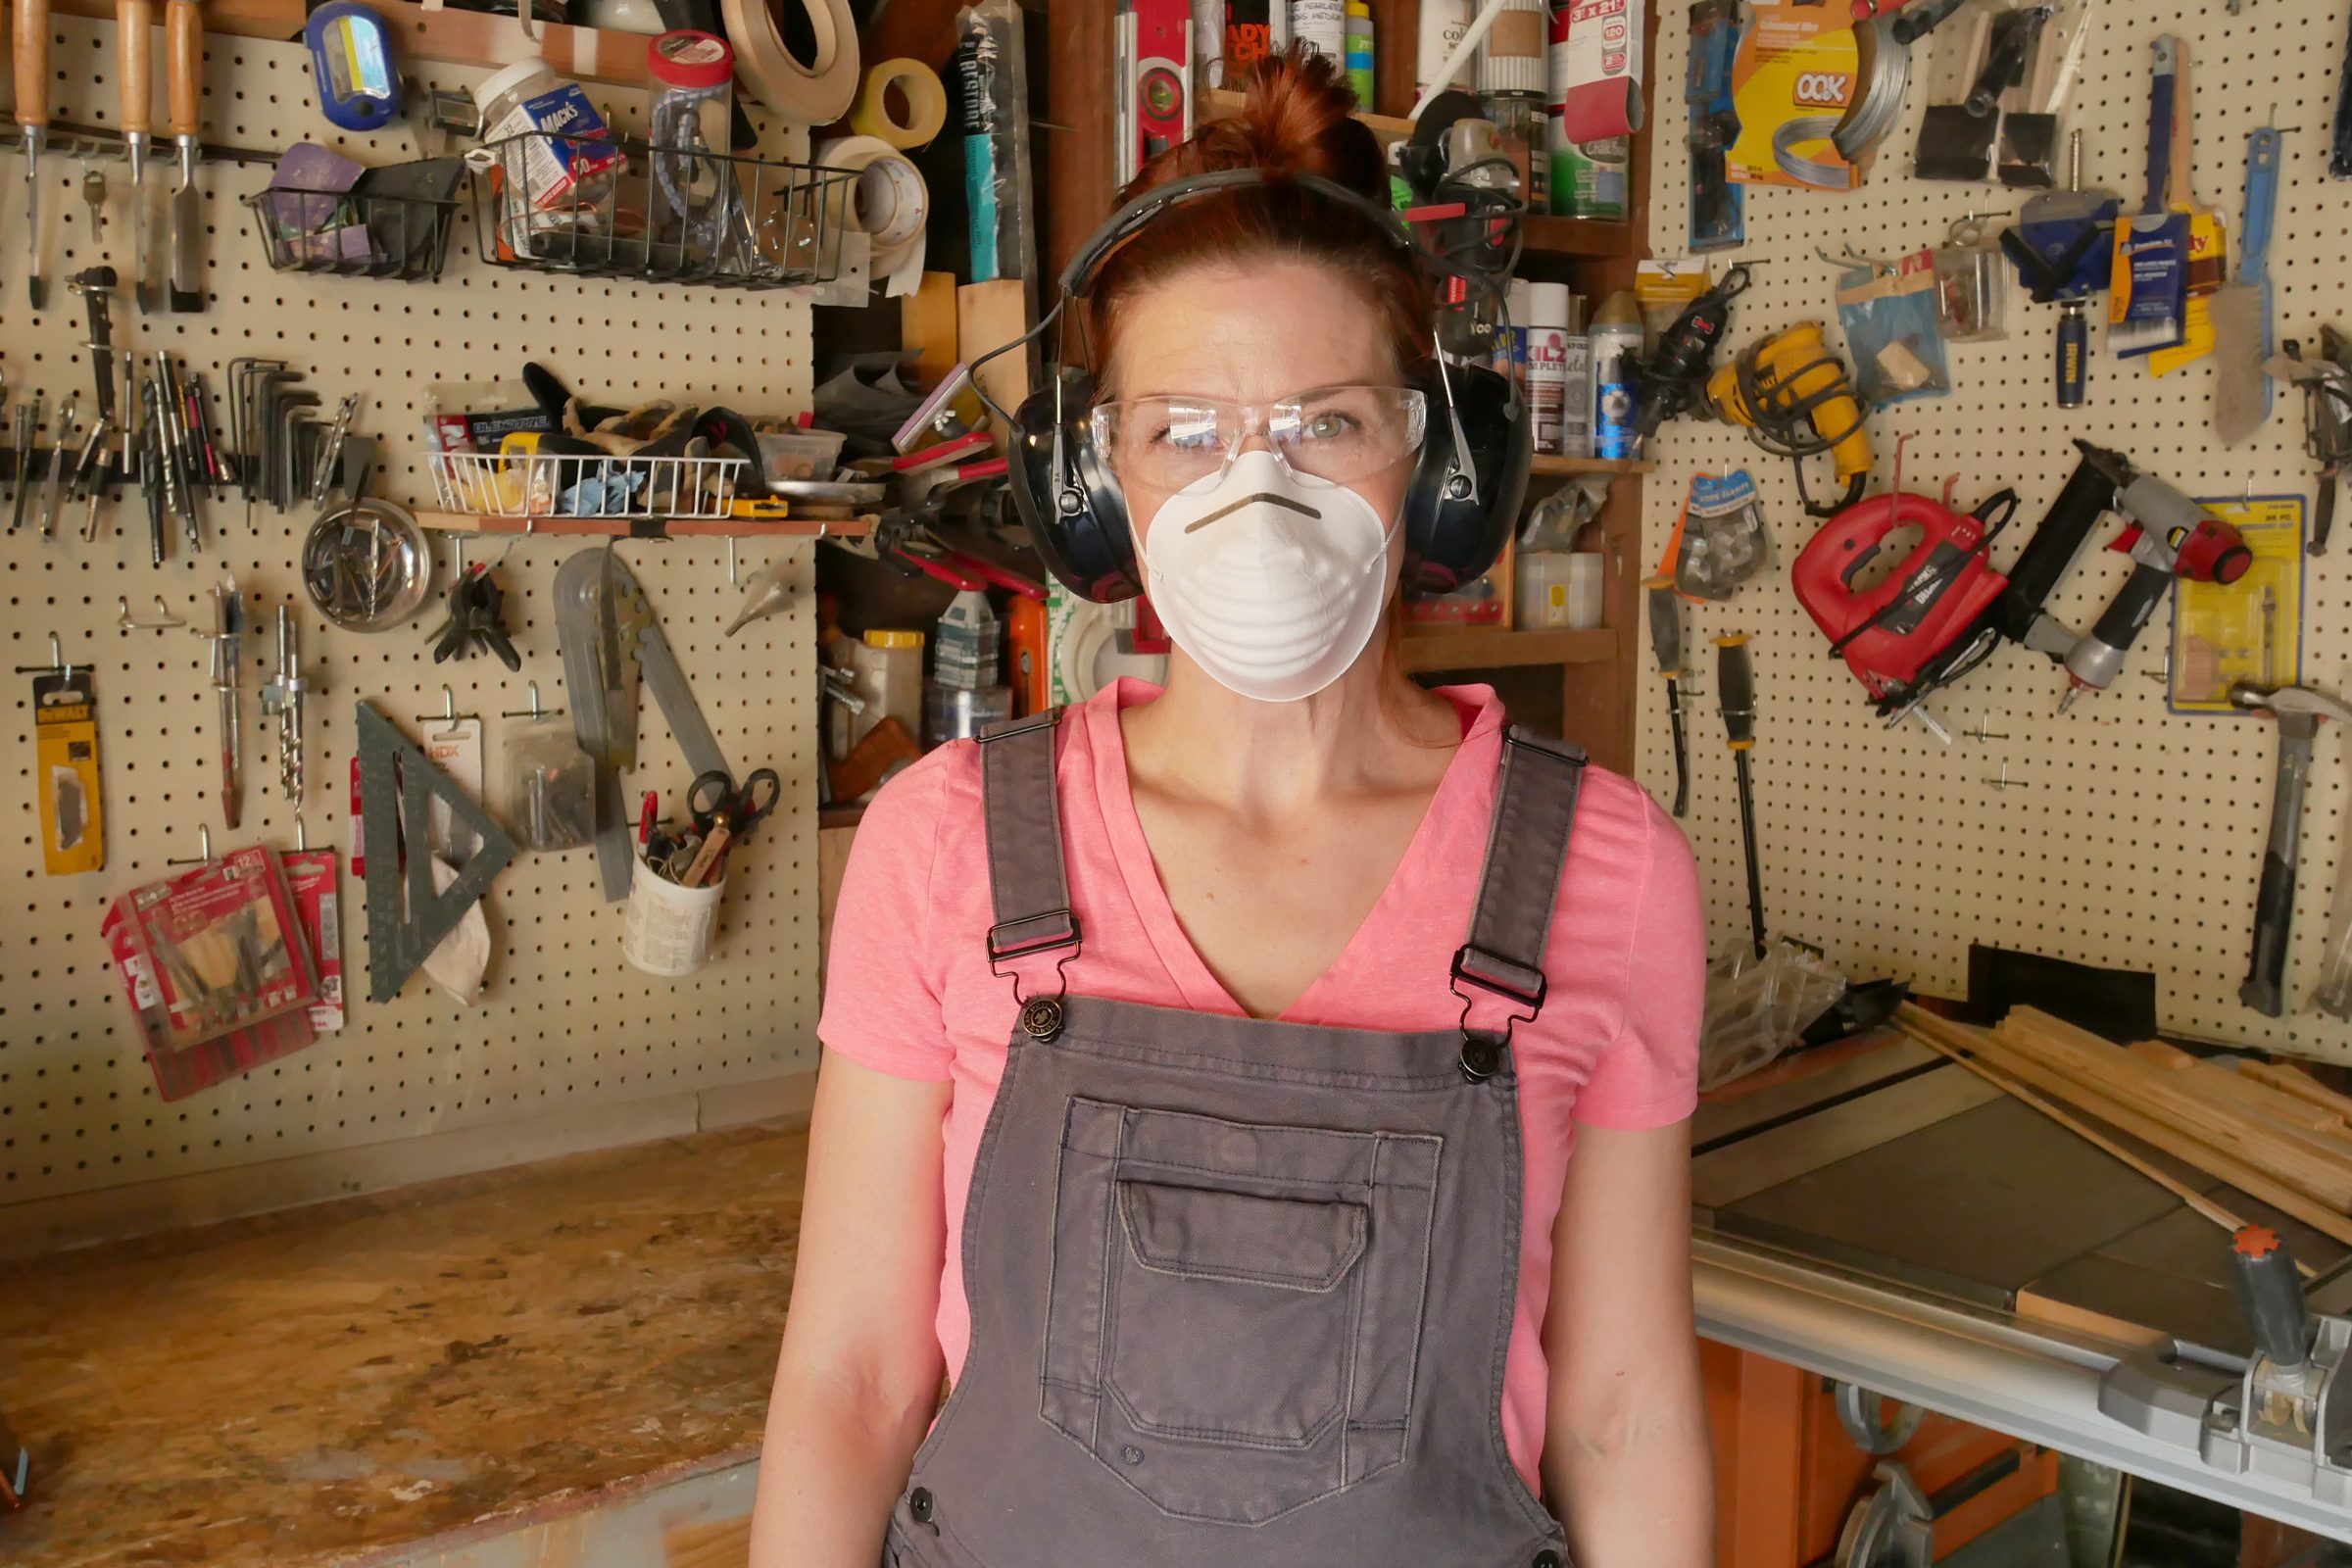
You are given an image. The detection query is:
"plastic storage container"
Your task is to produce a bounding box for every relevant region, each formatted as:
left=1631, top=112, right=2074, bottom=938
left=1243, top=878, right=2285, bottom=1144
left=473, top=60, right=621, bottom=259
left=847, top=629, right=925, bottom=750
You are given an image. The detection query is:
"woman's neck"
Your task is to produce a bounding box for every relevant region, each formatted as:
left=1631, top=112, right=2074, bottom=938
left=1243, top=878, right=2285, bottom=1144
left=1120, top=619, right=1461, bottom=817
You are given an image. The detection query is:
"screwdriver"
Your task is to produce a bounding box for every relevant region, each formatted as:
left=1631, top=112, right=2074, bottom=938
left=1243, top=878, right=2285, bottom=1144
left=1717, top=633, right=1767, bottom=958
left=1644, top=575, right=1690, bottom=818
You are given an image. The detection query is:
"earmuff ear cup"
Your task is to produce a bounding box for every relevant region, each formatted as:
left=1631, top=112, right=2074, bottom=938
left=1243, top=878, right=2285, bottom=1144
left=1006, top=370, right=1144, bottom=605
left=1402, top=363, right=1532, bottom=593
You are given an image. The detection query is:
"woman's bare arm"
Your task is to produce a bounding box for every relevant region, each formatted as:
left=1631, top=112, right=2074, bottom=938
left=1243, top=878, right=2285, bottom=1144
left=1541, top=1120, right=1713, bottom=1567
left=749, top=1054, right=953, bottom=1568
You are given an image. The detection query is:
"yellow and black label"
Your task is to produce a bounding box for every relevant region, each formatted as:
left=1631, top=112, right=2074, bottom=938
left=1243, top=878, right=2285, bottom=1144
left=33, top=668, right=103, bottom=874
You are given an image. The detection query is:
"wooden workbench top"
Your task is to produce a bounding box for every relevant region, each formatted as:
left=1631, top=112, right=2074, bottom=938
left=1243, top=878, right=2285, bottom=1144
left=1, top=1121, right=808, bottom=1568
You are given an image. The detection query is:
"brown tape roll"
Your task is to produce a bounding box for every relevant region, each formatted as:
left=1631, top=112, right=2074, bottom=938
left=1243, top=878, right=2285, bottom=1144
left=719, top=0, right=859, bottom=124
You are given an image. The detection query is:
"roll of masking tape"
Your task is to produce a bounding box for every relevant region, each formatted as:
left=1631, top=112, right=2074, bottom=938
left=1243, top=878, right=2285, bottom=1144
left=849, top=57, right=947, bottom=149
left=817, top=133, right=929, bottom=283
left=719, top=0, right=859, bottom=123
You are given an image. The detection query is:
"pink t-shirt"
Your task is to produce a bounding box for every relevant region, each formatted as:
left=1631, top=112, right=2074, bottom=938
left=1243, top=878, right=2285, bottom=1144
left=818, top=679, right=1704, bottom=1491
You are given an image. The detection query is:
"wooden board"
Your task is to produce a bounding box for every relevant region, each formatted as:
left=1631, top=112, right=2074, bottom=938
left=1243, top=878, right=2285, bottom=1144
left=2244, top=1060, right=2352, bottom=1124
left=2127, top=1040, right=2348, bottom=1136
left=1, top=1121, right=808, bottom=1568
left=2000, top=1010, right=2352, bottom=1209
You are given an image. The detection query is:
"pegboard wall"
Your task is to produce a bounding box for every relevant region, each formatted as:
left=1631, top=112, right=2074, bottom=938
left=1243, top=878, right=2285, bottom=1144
left=1636, top=0, right=2352, bottom=1056
left=0, top=15, right=821, bottom=1218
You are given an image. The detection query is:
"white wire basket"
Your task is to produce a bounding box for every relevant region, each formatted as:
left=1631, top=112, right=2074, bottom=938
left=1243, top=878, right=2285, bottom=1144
left=429, top=450, right=748, bottom=520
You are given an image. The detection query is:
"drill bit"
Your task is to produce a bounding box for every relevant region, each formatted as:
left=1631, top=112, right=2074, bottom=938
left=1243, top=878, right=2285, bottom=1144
left=37, top=392, right=79, bottom=537
left=260, top=603, right=308, bottom=808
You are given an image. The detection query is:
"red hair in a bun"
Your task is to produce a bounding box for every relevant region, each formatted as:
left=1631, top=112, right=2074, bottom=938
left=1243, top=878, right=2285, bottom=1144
left=1090, top=46, right=1434, bottom=393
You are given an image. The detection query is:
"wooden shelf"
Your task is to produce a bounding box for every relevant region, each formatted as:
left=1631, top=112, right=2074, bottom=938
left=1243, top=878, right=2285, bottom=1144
left=1530, top=455, right=1653, bottom=477
left=1200, top=87, right=1416, bottom=144
left=55, top=0, right=657, bottom=90
left=414, top=510, right=875, bottom=540
left=1521, top=215, right=1636, bottom=261
left=1399, top=625, right=1614, bottom=674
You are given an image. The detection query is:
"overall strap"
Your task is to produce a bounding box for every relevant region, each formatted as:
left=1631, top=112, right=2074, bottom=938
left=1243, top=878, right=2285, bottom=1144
left=1452, top=727, right=1588, bottom=1079
left=977, top=709, right=1081, bottom=970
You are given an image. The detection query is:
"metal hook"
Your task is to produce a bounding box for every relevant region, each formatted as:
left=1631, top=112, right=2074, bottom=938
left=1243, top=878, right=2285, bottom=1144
left=168, top=824, right=215, bottom=866
left=499, top=680, right=564, bottom=719
left=414, top=684, right=478, bottom=736
left=13, top=631, right=74, bottom=678
left=727, top=535, right=739, bottom=587
left=118, top=595, right=187, bottom=630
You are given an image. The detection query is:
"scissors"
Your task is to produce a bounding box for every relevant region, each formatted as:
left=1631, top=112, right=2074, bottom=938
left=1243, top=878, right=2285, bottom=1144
left=687, top=766, right=780, bottom=841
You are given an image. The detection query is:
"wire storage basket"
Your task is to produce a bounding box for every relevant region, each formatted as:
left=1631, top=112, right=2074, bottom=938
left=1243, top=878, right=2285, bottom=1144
left=243, top=187, right=461, bottom=280
left=430, top=450, right=748, bottom=520
left=466, top=132, right=858, bottom=289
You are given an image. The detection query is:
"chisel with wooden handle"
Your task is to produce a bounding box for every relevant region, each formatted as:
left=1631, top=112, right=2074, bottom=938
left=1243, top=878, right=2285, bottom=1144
left=118, top=0, right=156, bottom=313
left=165, top=0, right=203, bottom=312
left=16, top=0, right=49, bottom=309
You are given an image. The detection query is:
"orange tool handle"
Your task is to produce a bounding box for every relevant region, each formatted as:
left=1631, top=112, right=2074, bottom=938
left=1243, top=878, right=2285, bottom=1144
left=164, top=0, right=198, bottom=139
left=15, top=0, right=48, bottom=131
left=117, top=0, right=153, bottom=137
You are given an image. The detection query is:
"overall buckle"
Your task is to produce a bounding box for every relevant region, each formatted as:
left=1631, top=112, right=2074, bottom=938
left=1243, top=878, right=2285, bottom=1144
left=1449, top=944, right=1546, bottom=1082
left=989, top=912, right=1082, bottom=1041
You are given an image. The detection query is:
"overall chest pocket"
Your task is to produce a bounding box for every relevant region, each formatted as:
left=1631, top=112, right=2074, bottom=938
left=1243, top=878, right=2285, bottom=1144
left=1042, top=1097, right=1443, bottom=1526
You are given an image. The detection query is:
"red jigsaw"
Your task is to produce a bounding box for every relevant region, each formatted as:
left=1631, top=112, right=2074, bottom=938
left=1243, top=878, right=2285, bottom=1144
left=1791, top=490, right=2016, bottom=705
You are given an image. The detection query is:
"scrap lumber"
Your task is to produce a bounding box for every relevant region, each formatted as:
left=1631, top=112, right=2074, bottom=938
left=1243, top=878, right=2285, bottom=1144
left=1997, top=1009, right=2352, bottom=1211
left=1968, top=1033, right=2352, bottom=1250
left=1893, top=1005, right=2252, bottom=1237
left=2127, top=1039, right=2346, bottom=1136
left=2241, top=1059, right=2352, bottom=1125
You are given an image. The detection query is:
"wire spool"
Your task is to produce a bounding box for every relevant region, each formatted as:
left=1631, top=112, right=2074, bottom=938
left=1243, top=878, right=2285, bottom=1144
left=1772, top=113, right=1852, bottom=188
left=848, top=58, right=947, bottom=150
left=718, top=0, right=858, bottom=123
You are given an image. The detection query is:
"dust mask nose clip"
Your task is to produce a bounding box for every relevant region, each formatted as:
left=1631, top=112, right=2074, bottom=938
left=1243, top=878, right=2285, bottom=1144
left=1139, top=450, right=1399, bottom=704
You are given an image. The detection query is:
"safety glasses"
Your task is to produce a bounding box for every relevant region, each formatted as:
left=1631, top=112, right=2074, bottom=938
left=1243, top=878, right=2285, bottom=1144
left=1090, top=384, right=1429, bottom=491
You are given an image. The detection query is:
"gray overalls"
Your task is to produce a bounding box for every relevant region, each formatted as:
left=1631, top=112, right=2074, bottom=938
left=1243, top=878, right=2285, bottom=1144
left=883, top=708, right=1588, bottom=1567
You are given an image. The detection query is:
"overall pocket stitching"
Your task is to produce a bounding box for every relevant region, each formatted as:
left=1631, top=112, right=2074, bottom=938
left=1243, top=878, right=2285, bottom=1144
left=1117, top=1182, right=1369, bottom=1293
left=1104, top=1376, right=1350, bottom=1448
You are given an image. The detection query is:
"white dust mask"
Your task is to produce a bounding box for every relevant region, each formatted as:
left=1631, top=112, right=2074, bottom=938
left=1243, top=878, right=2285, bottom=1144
left=1139, top=449, right=1401, bottom=704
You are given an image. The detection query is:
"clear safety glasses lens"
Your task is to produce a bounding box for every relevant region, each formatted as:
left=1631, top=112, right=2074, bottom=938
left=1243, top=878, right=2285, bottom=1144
left=1091, top=385, right=1429, bottom=491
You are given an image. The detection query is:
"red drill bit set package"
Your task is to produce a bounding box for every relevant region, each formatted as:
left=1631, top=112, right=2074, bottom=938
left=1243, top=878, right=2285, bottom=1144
left=99, top=846, right=343, bottom=1101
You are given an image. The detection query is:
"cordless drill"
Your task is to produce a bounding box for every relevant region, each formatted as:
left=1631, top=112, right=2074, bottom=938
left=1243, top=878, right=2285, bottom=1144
left=2058, top=440, right=2253, bottom=711
left=1633, top=264, right=1751, bottom=454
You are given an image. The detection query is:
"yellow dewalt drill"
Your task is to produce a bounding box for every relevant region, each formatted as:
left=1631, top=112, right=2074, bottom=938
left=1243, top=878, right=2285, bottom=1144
left=1703, top=321, right=1873, bottom=516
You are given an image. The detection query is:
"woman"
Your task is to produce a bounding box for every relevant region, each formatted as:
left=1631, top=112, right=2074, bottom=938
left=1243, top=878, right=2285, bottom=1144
left=752, top=50, right=1711, bottom=1568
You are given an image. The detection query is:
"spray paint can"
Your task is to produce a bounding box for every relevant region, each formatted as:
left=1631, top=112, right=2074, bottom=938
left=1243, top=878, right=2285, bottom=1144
left=1526, top=282, right=1573, bottom=456
left=1344, top=0, right=1376, bottom=107
left=1589, top=290, right=1643, bottom=461
left=1559, top=294, right=1592, bottom=458
left=1416, top=0, right=1472, bottom=98
left=1290, top=0, right=1347, bottom=67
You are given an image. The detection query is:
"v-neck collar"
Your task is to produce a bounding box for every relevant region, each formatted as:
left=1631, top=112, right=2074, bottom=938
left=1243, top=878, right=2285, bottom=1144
left=1080, top=678, right=1506, bottom=1023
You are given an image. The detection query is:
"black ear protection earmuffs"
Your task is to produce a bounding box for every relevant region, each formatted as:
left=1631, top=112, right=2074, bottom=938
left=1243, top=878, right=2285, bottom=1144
left=986, top=168, right=1532, bottom=605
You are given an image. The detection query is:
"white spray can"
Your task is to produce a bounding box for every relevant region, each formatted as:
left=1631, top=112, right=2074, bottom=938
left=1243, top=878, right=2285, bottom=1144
left=1526, top=281, right=1573, bottom=457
